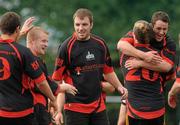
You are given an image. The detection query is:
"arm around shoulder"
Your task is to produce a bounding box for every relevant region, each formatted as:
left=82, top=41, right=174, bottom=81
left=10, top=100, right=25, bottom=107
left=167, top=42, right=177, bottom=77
left=117, top=40, right=147, bottom=60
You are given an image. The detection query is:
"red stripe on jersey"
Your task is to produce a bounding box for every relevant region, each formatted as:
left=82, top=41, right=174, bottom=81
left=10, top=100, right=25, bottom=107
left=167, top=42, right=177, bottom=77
left=165, top=48, right=175, bottom=55
left=68, top=34, right=76, bottom=64
left=52, top=66, right=66, bottom=81
left=32, top=93, right=47, bottom=106
left=64, top=95, right=106, bottom=113
left=91, top=36, right=107, bottom=60
left=127, top=103, right=165, bottom=119
left=0, top=108, right=33, bottom=118
left=91, top=36, right=114, bottom=74
left=163, top=37, right=167, bottom=47
left=161, top=51, right=174, bottom=66
left=33, top=73, right=46, bottom=84
left=21, top=74, right=31, bottom=94
left=63, top=72, right=73, bottom=85
left=0, top=38, right=14, bottom=43
left=8, top=43, right=22, bottom=64
left=119, top=53, right=124, bottom=67
left=103, top=64, right=114, bottom=74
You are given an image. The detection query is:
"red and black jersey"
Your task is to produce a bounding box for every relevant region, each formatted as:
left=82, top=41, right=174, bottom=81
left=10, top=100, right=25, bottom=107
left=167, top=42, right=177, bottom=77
left=120, top=30, right=176, bottom=85
left=30, top=57, right=60, bottom=107
left=120, top=43, right=165, bottom=119
left=0, top=39, right=46, bottom=118
left=120, top=30, right=176, bottom=53
left=52, top=33, right=113, bottom=113
left=150, top=35, right=176, bottom=85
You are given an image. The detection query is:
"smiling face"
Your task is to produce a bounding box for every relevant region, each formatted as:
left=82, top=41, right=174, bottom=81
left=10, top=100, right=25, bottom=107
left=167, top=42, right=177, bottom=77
left=27, top=27, right=49, bottom=56
left=73, top=8, right=94, bottom=41
left=74, top=16, right=93, bottom=41
left=153, top=20, right=168, bottom=42
left=32, top=31, right=48, bottom=56
left=151, top=11, right=170, bottom=42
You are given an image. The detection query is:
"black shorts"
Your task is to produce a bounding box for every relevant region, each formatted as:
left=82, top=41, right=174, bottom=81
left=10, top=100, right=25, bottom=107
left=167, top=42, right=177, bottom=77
left=33, top=103, right=52, bottom=125
left=64, top=110, right=109, bottom=125
left=128, top=115, right=164, bottom=125
left=0, top=113, right=34, bottom=125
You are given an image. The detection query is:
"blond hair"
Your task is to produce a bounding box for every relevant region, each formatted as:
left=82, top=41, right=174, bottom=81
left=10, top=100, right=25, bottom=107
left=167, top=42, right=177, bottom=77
left=133, top=20, right=153, bottom=44
left=27, top=26, right=48, bottom=42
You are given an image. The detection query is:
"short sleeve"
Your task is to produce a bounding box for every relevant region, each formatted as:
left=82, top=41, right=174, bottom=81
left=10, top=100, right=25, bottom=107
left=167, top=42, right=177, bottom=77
left=119, top=30, right=135, bottom=45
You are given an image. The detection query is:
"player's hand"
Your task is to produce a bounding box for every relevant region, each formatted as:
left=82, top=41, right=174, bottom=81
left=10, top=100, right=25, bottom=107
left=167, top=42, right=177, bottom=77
left=125, top=58, right=141, bottom=70
left=168, top=91, right=177, bottom=108
left=52, top=111, right=64, bottom=125
left=143, top=51, right=162, bottom=64
left=60, top=83, right=78, bottom=96
left=49, top=98, right=58, bottom=112
left=20, top=17, right=36, bottom=36
left=117, top=86, right=128, bottom=100
left=48, top=99, right=55, bottom=115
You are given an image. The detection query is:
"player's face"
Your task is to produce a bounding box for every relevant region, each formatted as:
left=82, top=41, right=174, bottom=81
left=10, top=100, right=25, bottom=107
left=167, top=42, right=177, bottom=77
left=33, top=32, right=48, bottom=56
left=153, top=20, right=168, bottom=42
left=74, top=16, right=93, bottom=41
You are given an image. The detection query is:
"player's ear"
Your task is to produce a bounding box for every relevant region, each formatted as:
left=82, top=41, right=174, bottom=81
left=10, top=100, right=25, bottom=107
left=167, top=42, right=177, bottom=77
left=90, top=22, right=93, bottom=29
left=15, top=26, right=21, bottom=33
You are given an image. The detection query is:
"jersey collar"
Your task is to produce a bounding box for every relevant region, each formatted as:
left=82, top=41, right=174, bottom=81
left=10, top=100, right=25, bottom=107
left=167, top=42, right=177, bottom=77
left=0, top=37, right=15, bottom=43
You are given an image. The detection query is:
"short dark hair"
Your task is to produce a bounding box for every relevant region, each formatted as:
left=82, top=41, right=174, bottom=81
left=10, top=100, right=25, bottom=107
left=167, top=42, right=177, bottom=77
left=0, top=12, right=21, bottom=35
left=73, top=8, right=93, bottom=24
left=151, top=11, right=170, bottom=26
left=133, top=20, right=154, bottom=44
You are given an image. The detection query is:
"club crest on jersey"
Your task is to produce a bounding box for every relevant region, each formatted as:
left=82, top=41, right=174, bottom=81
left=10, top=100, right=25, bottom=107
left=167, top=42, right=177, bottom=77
left=86, top=51, right=95, bottom=61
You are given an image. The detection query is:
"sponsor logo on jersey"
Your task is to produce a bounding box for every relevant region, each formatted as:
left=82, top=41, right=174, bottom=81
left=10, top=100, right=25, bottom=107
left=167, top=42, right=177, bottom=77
left=86, top=51, right=95, bottom=61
